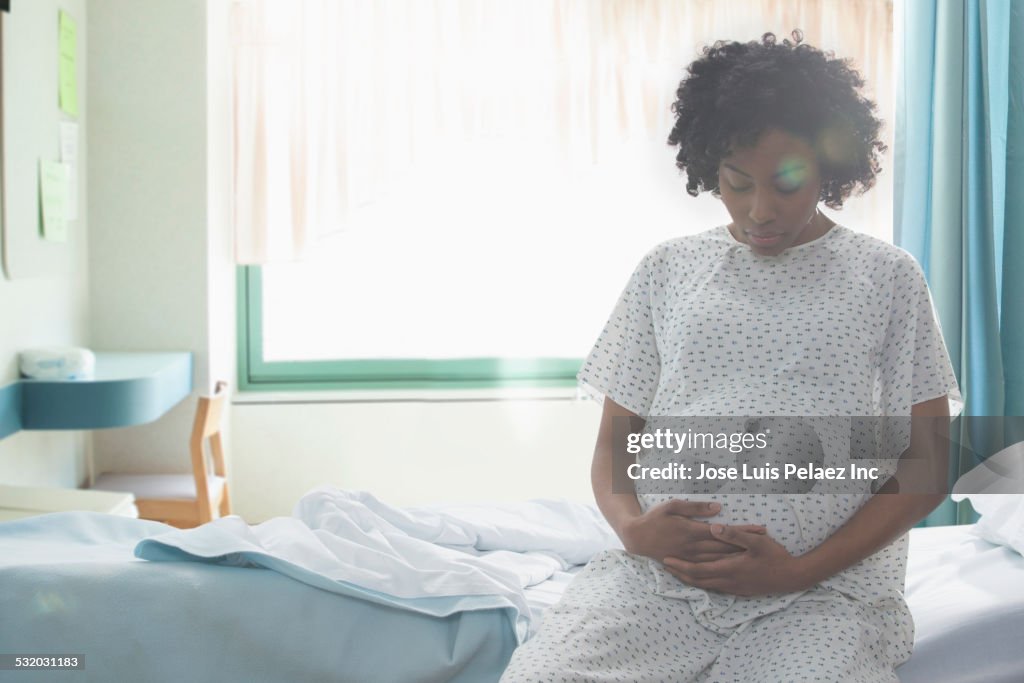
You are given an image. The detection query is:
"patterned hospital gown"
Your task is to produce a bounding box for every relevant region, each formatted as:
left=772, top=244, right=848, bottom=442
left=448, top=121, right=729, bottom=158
left=500, top=224, right=962, bottom=682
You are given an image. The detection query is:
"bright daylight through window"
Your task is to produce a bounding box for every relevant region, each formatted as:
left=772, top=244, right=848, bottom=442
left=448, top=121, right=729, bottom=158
left=237, top=1, right=893, bottom=383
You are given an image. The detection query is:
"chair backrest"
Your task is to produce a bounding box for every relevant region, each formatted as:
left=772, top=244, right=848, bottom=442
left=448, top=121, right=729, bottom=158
left=189, top=381, right=229, bottom=522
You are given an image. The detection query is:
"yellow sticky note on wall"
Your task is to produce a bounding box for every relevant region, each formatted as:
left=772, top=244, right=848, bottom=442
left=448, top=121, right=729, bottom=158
left=39, top=160, right=69, bottom=242
left=59, top=10, right=78, bottom=117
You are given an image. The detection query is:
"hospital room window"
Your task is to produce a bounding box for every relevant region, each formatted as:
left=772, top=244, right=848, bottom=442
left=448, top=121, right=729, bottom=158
left=235, top=1, right=894, bottom=391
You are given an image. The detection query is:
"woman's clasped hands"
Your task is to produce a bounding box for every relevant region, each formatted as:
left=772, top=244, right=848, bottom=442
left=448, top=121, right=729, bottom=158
left=620, top=499, right=810, bottom=597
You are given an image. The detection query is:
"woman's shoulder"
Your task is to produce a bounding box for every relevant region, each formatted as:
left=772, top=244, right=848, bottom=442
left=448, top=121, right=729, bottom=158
left=832, top=226, right=926, bottom=279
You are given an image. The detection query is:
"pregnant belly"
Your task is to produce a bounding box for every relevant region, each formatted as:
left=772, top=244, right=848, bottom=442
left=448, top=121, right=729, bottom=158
left=637, top=492, right=850, bottom=556
left=631, top=415, right=862, bottom=555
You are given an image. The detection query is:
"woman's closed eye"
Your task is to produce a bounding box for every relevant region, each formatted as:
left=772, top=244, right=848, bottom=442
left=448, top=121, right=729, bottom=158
left=726, top=182, right=802, bottom=195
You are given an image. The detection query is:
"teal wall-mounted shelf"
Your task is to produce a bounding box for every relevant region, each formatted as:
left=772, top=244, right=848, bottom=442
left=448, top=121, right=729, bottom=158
left=0, top=352, right=193, bottom=439
left=0, top=383, right=22, bottom=439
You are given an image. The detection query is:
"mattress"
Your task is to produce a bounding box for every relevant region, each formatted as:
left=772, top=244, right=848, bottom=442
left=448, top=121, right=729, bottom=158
left=898, top=524, right=1024, bottom=683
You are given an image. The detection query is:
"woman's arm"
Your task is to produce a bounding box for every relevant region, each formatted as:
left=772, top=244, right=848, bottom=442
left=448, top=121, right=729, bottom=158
left=787, top=395, right=950, bottom=587
left=662, top=396, right=951, bottom=595
left=590, top=397, right=646, bottom=536
left=592, top=397, right=766, bottom=563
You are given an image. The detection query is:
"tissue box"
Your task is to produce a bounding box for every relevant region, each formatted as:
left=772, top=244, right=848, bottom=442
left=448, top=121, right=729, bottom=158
left=19, top=347, right=96, bottom=380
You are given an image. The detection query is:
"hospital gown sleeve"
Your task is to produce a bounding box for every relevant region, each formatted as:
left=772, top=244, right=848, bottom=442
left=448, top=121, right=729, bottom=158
left=871, top=254, right=963, bottom=472
left=877, top=254, right=963, bottom=419
left=577, top=249, right=661, bottom=417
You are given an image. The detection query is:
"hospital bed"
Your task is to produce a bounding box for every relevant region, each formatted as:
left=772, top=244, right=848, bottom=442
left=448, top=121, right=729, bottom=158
left=0, top=506, right=1022, bottom=682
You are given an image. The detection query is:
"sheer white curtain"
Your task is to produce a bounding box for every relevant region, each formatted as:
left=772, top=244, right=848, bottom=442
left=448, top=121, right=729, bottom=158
left=231, top=0, right=893, bottom=265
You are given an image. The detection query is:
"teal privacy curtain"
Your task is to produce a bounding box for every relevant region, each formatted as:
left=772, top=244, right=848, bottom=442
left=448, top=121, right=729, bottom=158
left=895, top=0, right=1024, bottom=525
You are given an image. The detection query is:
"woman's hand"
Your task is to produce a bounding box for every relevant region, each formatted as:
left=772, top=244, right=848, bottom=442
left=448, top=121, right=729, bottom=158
left=661, top=524, right=809, bottom=597
left=619, top=499, right=767, bottom=564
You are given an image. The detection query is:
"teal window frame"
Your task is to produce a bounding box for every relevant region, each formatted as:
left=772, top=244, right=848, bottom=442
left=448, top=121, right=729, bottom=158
left=237, top=266, right=584, bottom=391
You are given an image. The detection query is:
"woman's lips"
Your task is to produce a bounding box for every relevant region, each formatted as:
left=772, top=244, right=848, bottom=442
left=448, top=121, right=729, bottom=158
left=746, top=231, right=784, bottom=247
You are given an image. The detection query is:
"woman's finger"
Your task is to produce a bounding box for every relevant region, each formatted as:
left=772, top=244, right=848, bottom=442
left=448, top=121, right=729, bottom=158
left=661, top=499, right=722, bottom=518
left=708, top=523, right=769, bottom=550
left=687, top=551, right=742, bottom=562
left=680, top=539, right=744, bottom=556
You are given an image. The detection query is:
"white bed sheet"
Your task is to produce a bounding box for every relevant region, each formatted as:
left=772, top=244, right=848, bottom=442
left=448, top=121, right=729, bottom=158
left=899, top=524, right=1024, bottom=682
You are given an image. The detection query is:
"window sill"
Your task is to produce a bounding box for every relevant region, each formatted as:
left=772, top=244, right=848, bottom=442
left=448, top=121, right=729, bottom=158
left=233, top=385, right=588, bottom=405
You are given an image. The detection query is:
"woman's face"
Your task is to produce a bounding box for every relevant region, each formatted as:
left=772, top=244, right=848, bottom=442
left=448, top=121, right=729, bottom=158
left=718, top=128, right=830, bottom=256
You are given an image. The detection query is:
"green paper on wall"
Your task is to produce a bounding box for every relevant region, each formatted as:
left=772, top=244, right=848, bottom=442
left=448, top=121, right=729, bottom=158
left=58, top=10, right=78, bottom=117
left=39, top=160, right=69, bottom=242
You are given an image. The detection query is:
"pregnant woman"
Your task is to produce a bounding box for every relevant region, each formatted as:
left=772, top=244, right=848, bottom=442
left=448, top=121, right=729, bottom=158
left=501, top=31, right=961, bottom=682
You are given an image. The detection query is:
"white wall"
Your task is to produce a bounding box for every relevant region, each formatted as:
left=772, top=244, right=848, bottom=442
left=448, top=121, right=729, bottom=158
left=87, top=0, right=235, bottom=478
left=206, top=0, right=236, bottom=417
left=0, top=0, right=90, bottom=487
left=232, top=395, right=601, bottom=520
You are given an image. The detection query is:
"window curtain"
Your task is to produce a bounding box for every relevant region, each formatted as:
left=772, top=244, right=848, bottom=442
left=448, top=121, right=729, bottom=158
left=895, top=0, right=1024, bottom=525
left=231, top=0, right=893, bottom=264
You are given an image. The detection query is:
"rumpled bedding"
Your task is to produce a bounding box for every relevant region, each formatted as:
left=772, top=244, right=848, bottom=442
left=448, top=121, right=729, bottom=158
left=134, top=487, right=621, bottom=641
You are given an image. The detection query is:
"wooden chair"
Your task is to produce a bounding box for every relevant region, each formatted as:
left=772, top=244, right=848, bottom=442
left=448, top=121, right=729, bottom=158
left=91, top=381, right=231, bottom=528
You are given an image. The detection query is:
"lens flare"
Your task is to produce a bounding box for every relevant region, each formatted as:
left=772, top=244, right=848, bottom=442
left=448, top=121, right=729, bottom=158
left=32, top=591, right=66, bottom=615
left=817, top=119, right=859, bottom=167
left=775, top=157, right=808, bottom=191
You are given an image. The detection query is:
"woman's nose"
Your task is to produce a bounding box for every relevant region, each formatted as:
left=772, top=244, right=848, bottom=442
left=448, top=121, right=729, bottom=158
left=748, top=190, right=776, bottom=224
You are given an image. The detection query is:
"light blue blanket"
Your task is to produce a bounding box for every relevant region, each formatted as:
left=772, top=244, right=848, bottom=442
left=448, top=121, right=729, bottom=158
left=0, top=512, right=518, bottom=683
left=127, top=488, right=620, bottom=646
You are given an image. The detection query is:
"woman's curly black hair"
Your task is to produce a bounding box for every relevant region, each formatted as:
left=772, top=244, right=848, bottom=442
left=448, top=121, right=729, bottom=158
left=667, top=30, right=885, bottom=209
